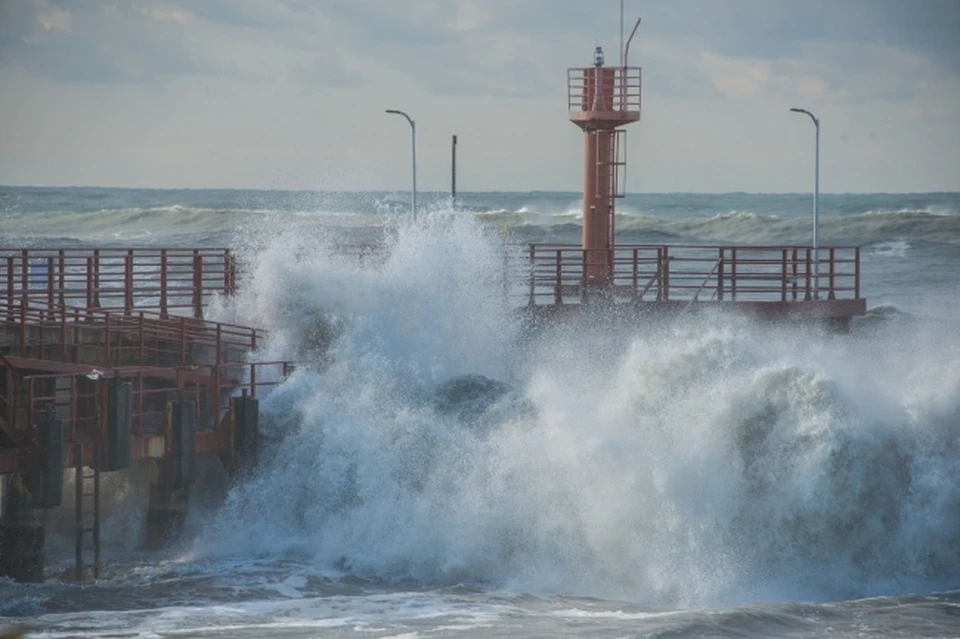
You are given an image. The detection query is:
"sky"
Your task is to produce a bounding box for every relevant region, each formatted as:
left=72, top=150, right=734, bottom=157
left=1, top=0, right=959, bottom=193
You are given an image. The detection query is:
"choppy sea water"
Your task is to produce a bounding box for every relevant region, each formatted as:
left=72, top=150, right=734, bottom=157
left=1, top=187, right=959, bottom=638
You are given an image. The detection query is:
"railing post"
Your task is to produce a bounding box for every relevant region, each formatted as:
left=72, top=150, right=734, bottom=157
left=224, top=251, right=234, bottom=296
left=105, top=314, right=112, bottom=367
left=138, top=312, right=145, bottom=366
left=632, top=248, right=639, bottom=294
left=20, top=250, right=28, bottom=296
left=828, top=247, right=836, bottom=300
left=556, top=250, right=563, bottom=305
left=46, top=256, right=54, bottom=311
left=19, top=302, right=26, bottom=356
left=179, top=317, right=187, bottom=365
left=6, top=256, right=14, bottom=322
left=92, top=249, right=101, bottom=309
left=804, top=249, right=812, bottom=301
left=85, top=256, right=94, bottom=312
left=137, top=372, right=144, bottom=437
left=58, top=249, right=66, bottom=308
left=792, top=248, right=799, bottom=301
left=124, top=250, right=134, bottom=314
left=854, top=247, right=861, bottom=299
left=662, top=247, right=670, bottom=301
left=60, top=303, right=67, bottom=360
left=781, top=250, right=788, bottom=302
left=192, top=250, right=203, bottom=319
left=528, top=245, right=535, bottom=306
left=250, top=363, right=257, bottom=399
left=160, top=250, right=169, bottom=318
left=730, top=248, right=737, bottom=301
left=717, top=248, right=725, bottom=301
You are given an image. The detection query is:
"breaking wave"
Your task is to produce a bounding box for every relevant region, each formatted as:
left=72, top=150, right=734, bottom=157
left=195, top=211, right=960, bottom=608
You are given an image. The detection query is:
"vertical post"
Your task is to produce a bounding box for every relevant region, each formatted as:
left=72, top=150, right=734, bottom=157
left=781, top=250, right=788, bottom=302
left=411, top=121, right=417, bottom=221
left=58, top=249, right=66, bottom=307
left=730, top=248, right=737, bottom=301
left=804, top=249, right=812, bottom=301
left=160, top=250, right=168, bottom=318
left=828, top=247, right=836, bottom=300
left=179, top=317, right=187, bottom=365
left=138, top=312, right=145, bottom=366
left=104, top=314, right=112, bottom=367
left=20, top=250, right=28, bottom=297
left=192, top=251, right=203, bottom=319
left=124, top=250, right=134, bottom=313
left=70, top=376, right=77, bottom=442
left=632, top=248, right=638, bottom=292
left=814, top=118, right=820, bottom=300
left=74, top=442, right=83, bottom=583
left=385, top=109, right=417, bottom=221
left=46, top=257, right=54, bottom=310
left=85, top=256, right=94, bottom=311
left=555, top=250, right=563, bottom=305
left=662, top=247, right=670, bottom=301
left=717, top=248, right=725, bottom=301
left=854, top=247, right=861, bottom=299
left=6, top=257, right=13, bottom=322
left=92, top=249, right=101, bottom=309
left=451, top=134, right=457, bottom=208
left=528, top=245, right=535, bottom=306
left=93, top=452, right=100, bottom=579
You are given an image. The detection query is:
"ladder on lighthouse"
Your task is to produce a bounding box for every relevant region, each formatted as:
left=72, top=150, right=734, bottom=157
left=595, top=128, right=628, bottom=272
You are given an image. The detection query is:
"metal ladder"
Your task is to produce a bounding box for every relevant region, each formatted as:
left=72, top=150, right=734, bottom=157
left=73, top=443, right=100, bottom=583
left=595, top=128, right=628, bottom=275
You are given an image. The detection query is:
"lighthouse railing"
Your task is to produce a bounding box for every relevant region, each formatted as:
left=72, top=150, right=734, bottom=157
left=525, top=244, right=861, bottom=305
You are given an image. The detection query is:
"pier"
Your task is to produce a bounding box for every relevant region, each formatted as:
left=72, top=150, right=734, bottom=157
left=0, top=248, right=290, bottom=582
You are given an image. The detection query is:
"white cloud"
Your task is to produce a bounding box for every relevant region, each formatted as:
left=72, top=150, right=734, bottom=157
left=0, top=0, right=957, bottom=192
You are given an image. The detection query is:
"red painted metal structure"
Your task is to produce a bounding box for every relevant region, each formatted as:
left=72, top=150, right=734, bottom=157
left=0, top=248, right=236, bottom=319
left=525, top=243, right=864, bottom=314
left=0, top=247, right=288, bottom=477
left=548, top=15, right=865, bottom=323
left=568, top=46, right=641, bottom=283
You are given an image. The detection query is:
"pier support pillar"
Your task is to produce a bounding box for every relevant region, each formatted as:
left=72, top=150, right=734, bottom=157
left=232, top=393, right=259, bottom=479
left=145, top=460, right=189, bottom=550
left=145, top=399, right=194, bottom=549
left=0, top=475, right=44, bottom=582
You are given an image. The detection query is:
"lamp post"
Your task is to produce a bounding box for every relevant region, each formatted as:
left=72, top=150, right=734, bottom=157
left=790, top=107, right=820, bottom=300
left=386, top=109, right=417, bottom=221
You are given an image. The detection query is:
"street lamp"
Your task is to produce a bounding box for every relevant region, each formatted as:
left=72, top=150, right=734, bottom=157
left=386, top=109, right=417, bottom=221
left=790, top=107, right=820, bottom=300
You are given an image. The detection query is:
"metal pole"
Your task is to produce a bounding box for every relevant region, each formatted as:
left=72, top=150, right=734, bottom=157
left=790, top=107, right=820, bottom=300
left=814, top=117, right=820, bottom=300
left=451, top=134, right=457, bottom=208
left=386, top=109, right=417, bottom=221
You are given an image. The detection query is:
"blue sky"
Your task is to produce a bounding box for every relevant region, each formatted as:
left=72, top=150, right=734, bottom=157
left=1, top=0, right=958, bottom=192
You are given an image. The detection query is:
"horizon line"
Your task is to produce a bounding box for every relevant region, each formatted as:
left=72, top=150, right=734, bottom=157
left=3, top=184, right=959, bottom=197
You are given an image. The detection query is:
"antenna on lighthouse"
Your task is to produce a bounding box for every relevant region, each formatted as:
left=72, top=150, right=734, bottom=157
left=620, top=0, right=624, bottom=67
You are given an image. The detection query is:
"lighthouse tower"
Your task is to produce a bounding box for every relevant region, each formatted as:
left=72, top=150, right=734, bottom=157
left=568, top=41, right=642, bottom=284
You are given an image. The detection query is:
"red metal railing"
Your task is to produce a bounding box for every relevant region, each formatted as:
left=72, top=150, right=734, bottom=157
left=0, top=248, right=236, bottom=318
left=527, top=244, right=862, bottom=305
left=568, top=66, right=642, bottom=114
left=3, top=302, right=264, bottom=369
left=4, top=360, right=291, bottom=451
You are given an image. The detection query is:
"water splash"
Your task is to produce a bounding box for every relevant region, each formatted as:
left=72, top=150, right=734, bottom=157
left=197, top=210, right=960, bottom=608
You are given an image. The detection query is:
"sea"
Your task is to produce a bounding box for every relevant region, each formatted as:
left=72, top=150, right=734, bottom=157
left=1, top=186, right=959, bottom=638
